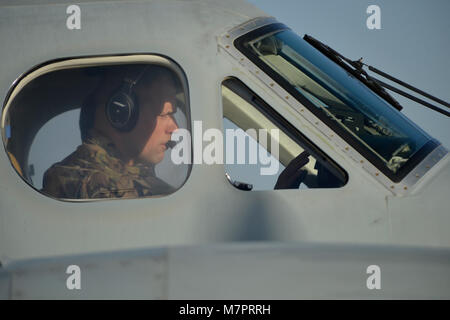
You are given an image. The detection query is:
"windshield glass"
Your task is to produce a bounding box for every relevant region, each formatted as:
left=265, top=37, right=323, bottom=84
left=240, top=28, right=434, bottom=175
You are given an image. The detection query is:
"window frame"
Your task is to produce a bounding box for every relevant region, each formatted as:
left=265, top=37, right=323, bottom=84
left=1, top=54, right=192, bottom=202
left=221, top=77, right=348, bottom=190
left=233, top=23, right=441, bottom=183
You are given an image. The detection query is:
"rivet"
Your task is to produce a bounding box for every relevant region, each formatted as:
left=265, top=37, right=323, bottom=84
left=360, top=160, right=364, bottom=164
left=375, top=172, right=379, bottom=176
left=270, top=83, right=274, bottom=87
left=226, top=35, right=230, bottom=38
left=300, top=108, right=304, bottom=112
left=255, top=70, right=259, bottom=74
left=415, top=174, right=420, bottom=178
left=240, top=27, right=245, bottom=30
left=404, top=186, right=408, bottom=190
left=390, top=185, right=395, bottom=189
left=426, top=165, right=430, bottom=169
left=315, top=121, right=319, bottom=125
left=285, top=96, right=289, bottom=99
left=330, top=134, right=334, bottom=137
left=240, top=58, right=244, bottom=61
left=345, top=147, right=349, bottom=151
left=225, top=45, right=230, bottom=49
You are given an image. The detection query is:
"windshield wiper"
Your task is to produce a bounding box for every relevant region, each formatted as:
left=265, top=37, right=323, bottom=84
left=303, top=34, right=450, bottom=117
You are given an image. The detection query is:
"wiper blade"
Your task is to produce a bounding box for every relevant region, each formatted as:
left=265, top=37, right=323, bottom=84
left=303, top=34, right=450, bottom=117
left=303, top=34, right=403, bottom=111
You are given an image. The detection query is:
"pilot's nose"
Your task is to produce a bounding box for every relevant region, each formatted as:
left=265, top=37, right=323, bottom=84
left=166, top=106, right=178, bottom=134
left=168, top=116, right=178, bottom=133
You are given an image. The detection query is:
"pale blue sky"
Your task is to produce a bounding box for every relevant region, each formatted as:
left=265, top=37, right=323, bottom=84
left=247, top=0, right=450, bottom=147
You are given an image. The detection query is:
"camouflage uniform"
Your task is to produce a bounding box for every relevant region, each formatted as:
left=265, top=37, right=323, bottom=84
left=42, top=130, right=175, bottom=199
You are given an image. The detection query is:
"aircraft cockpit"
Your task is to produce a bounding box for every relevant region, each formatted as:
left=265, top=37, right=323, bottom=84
left=233, top=23, right=440, bottom=179
left=1, top=17, right=448, bottom=201
left=219, top=18, right=447, bottom=194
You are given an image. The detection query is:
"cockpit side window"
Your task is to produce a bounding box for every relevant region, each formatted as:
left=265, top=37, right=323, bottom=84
left=1, top=56, right=191, bottom=201
left=221, top=77, right=347, bottom=191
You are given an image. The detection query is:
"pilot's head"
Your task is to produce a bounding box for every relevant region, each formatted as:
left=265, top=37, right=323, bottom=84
left=80, top=65, right=180, bottom=165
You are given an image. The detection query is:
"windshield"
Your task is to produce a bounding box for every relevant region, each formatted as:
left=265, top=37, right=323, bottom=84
left=237, top=27, right=436, bottom=178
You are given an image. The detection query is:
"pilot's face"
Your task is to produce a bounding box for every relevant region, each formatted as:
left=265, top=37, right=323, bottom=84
left=133, top=77, right=178, bottom=164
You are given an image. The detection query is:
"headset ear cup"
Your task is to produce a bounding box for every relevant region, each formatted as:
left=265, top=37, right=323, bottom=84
left=126, top=89, right=139, bottom=131
left=106, top=89, right=139, bottom=132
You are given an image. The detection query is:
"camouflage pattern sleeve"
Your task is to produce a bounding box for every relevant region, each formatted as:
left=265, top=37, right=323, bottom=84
left=41, top=132, right=175, bottom=200
left=42, top=164, right=142, bottom=199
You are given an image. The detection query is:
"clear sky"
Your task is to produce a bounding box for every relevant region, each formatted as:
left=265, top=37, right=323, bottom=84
left=247, top=0, right=450, bottom=147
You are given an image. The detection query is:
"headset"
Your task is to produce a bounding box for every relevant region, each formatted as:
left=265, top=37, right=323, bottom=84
left=105, top=66, right=149, bottom=132
left=105, top=65, right=179, bottom=149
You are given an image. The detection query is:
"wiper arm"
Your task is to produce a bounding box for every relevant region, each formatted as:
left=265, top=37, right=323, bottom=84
left=303, top=34, right=450, bottom=117
left=366, top=66, right=450, bottom=116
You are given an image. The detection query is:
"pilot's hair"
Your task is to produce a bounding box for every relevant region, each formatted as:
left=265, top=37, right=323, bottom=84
left=79, top=64, right=179, bottom=141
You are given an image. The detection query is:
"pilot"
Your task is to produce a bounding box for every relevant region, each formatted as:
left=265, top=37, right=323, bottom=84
left=42, top=65, right=180, bottom=199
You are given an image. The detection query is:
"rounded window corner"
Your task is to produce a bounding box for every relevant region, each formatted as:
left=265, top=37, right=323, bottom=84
left=2, top=54, right=192, bottom=202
